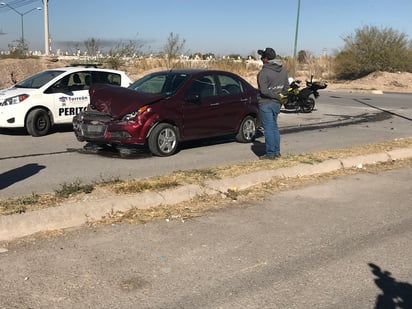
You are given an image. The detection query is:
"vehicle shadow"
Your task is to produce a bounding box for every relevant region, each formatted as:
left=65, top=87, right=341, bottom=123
left=76, top=145, right=152, bottom=159
left=280, top=109, right=317, bottom=114
left=0, top=163, right=46, bottom=190
left=76, top=135, right=241, bottom=159
left=369, top=263, right=412, bottom=308
left=49, top=124, right=74, bottom=134
left=0, top=128, right=27, bottom=136
left=0, top=124, right=73, bottom=136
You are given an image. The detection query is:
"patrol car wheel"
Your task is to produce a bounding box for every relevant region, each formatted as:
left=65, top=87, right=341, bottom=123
left=26, top=108, right=51, bottom=137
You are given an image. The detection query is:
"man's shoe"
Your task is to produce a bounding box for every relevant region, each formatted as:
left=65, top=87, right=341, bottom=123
left=259, top=154, right=274, bottom=160
left=259, top=154, right=281, bottom=160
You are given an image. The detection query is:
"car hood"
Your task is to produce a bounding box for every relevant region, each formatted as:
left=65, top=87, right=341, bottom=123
left=0, top=86, right=38, bottom=98
left=89, top=84, right=165, bottom=119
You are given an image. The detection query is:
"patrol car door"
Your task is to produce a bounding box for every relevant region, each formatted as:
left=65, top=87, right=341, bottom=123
left=46, top=72, right=90, bottom=124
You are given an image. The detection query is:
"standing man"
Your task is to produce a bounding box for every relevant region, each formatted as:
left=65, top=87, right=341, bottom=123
left=257, top=47, right=289, bottom=160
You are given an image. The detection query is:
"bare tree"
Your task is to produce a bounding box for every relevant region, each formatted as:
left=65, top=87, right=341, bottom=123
left=297, top=50, right=308, bottom=64
left=162, top=32, right=186, bottom=69
left=84, top=38, right=100, bottom=57
left=8, top=39, right=28, bottom=58
left=106, top=39, right=144, bottom=69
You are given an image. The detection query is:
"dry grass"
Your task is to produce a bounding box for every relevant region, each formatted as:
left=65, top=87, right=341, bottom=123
left=2, top=57, right=412, bottom=92
left=1, top=137, right=411, bottom=218
left=6, top=155, right=411, bottom=248
left=95, top=156, right=412, bottom=226
left=205, top=137, right=412, bottom=178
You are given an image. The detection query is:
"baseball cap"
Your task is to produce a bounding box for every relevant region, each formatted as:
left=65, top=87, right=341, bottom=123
left=257, top=47, right=276, bottom=60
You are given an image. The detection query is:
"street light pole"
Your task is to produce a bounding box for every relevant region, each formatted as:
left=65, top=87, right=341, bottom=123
left=292, top=0, right=301, bottom=78
left=43, top=0, right=50, bottom=55
left=0, top=2, right=42, bottom=51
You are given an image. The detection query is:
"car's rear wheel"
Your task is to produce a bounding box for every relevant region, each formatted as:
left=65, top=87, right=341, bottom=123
left=148, top=123, right=178, bottom=156
left=235, top=115, right=256, bottom=143
left=26, top=108, right=51, bottom=136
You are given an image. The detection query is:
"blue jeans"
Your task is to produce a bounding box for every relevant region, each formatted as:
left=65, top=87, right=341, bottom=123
left=259, top=101, right=281, bottom=157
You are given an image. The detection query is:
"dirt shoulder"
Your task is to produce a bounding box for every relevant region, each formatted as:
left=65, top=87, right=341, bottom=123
left=325, top=71, right=412, bottom=93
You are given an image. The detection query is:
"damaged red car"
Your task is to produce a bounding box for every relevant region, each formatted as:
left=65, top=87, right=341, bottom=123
left=73, top=69, right=259, bottom=156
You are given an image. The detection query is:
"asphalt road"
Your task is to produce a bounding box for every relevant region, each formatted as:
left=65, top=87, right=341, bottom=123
left=1, top=165, right=411, bottom=308
left=1, top=90, right=412, bottom=199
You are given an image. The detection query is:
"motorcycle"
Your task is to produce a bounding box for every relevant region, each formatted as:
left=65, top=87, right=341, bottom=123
left=280, top=75, right=327, bottom=113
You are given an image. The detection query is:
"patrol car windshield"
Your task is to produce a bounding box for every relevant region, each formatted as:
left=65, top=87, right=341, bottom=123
left=15, top=70, right=65, bottom=89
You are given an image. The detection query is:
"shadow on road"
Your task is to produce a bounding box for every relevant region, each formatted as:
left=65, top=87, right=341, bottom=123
left=369, top=262, right=412, bottom=309
left=251, top=140, right=266, bottom=157
left=0, top=124, right=73, bottom=136
left=0, top=163, right=46, bottom=190
left=354, top=99, right=412, bottom=122
left=281, top=111, right=392, bottom=134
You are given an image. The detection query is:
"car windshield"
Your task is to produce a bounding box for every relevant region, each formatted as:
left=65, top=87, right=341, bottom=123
left=15, top=70, right=65, bottom=89
left=129, top=72, right=189, bottom=96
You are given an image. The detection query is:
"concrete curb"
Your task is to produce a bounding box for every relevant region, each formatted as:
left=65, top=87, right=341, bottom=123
left=1, top=147, right=412, bottom=242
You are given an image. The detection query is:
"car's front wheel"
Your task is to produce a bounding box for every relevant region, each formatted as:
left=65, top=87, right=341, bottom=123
left=235, top=115, right=256, bottom=143
left=148, top=123, right=178, bottom=156
left=26, top=108, right=52, bottom=136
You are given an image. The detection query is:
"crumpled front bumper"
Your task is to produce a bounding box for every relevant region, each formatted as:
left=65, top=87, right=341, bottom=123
left=73, top=110, right=146, bottom=145
left=73, top=110, right=112, bottom=142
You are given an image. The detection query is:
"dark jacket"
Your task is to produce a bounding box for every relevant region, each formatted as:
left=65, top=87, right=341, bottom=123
left=257, top=60, right=289, bottom=103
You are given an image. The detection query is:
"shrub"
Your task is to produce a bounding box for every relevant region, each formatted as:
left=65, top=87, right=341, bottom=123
left=334, top=25, right=412, bottom=80
left=54, top=180, right=93, bottom=198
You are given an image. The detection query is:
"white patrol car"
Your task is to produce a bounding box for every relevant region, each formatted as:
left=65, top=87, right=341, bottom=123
left=0, top=64, right=132, bottom=136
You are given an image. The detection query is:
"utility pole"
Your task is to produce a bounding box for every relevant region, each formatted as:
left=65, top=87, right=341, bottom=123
left=0, top=28, right=6, bottom=52
left=293, top=0, right=301, bottom=78
left=43, top=0, right=50, bottom=55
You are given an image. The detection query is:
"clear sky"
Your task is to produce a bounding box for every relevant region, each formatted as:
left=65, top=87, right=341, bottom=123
left=0, top=0, right=411, bottom=57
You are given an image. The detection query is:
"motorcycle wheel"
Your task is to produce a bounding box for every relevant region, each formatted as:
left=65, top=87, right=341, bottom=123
left=300, top=97, right=315, bottom=113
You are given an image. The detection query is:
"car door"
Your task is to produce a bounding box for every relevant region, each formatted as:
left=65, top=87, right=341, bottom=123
left=181, top=74, right=221, bottom=139
left=47, top=71, right=90, bottom=124
left=215, top=73, right=248, bottom=132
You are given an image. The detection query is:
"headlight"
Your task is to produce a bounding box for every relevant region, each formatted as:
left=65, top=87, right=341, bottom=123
left=0, top=94, right=29, bottom=106
left=122, top=105, right=149, bottom=121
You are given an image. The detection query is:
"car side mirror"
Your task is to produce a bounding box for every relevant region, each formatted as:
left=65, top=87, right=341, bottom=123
left=185, top=94, right=201, bottom=103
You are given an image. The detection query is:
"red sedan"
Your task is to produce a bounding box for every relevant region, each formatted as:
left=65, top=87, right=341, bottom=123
left=73, top=69, right=259, bottom=156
